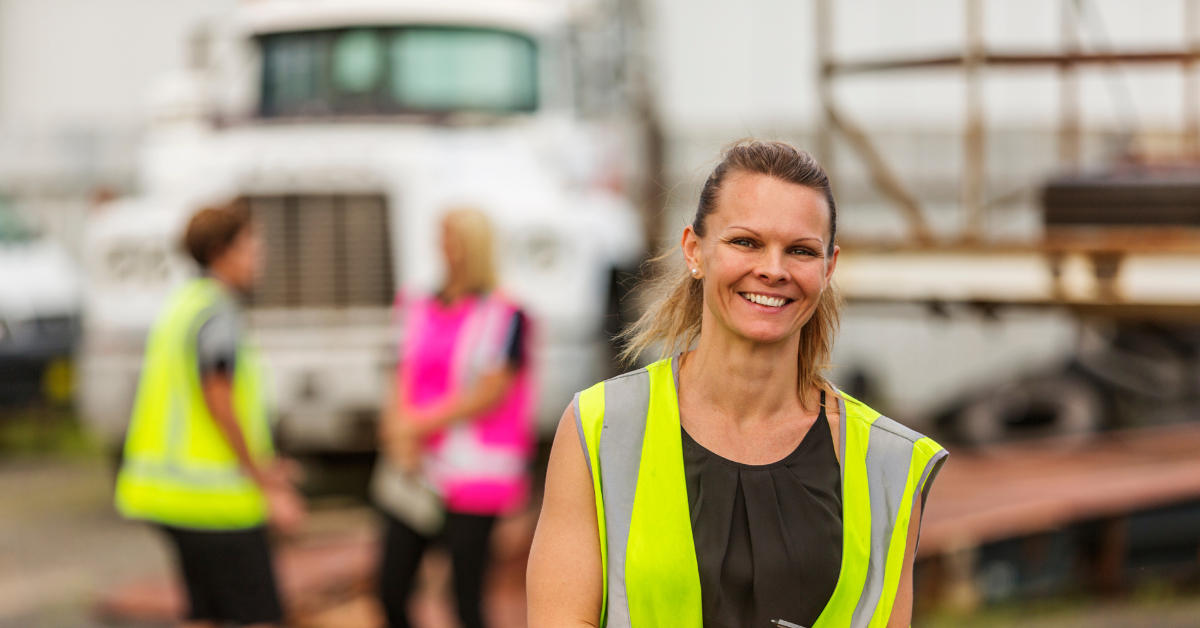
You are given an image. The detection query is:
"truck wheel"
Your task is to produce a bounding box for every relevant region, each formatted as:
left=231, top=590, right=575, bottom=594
left=958, top=375, right=1103, bottom=448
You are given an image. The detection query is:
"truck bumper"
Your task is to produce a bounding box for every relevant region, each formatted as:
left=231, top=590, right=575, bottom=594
left=79, top=325, right=608, bottom=452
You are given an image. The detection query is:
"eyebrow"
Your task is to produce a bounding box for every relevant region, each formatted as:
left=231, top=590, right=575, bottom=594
left=724, top=225, right=825, bottom=246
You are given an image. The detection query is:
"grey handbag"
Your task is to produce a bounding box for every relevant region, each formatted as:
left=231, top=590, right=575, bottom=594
left=369, top=457, right=444, bottom=537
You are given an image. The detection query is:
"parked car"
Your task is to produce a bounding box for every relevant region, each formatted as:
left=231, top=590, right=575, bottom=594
left=0, top=200, right=81, bottom=405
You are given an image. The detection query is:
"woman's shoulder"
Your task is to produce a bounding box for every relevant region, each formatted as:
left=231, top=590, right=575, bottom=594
left=481, top=288, right=520, bottom=308
left=393, top=288, right=430, bottom=309
left=579, top=357, right=673, bottom=396
left=837, top=390, right=944, bottom=455
left=573, top=358, right=673, bottom=422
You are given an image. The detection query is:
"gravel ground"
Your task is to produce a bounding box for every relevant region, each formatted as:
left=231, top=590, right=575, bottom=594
left=921, top=596, right=1200, bottom=628
left=0, top=456, right=171, bottom=628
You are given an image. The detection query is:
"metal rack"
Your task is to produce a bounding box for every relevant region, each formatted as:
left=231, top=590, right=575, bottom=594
left=814, top=0, right=1200, bottom=244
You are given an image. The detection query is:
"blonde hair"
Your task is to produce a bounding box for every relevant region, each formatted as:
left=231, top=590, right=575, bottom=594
left=443, top=208, right=497, bottom=294
left=618, top=139, right=843, bottom=407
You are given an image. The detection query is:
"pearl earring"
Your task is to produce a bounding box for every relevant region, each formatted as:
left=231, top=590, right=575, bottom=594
left=691, top=268, right=698, bottom=276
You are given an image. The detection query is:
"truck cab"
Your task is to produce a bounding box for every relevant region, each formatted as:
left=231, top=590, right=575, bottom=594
left=79, top=0, right=647, bottom=451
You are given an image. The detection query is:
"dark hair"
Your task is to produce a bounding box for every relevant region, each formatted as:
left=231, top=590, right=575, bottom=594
left=619, top=139, right=842, bottom=409
left=183, top=200, right=252, bottom=268
left=695, top=139, right=837, bottom=254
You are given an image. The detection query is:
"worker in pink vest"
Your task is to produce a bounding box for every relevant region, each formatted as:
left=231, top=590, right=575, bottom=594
left=372, top=208, right=534, bottom=628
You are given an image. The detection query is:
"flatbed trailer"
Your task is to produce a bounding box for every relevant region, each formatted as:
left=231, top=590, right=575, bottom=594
left=921, top=424, right=1200, bottom=555
left=837, top=229, right=1200, bottom=315
left=915, top=423, right=1200, bottom=608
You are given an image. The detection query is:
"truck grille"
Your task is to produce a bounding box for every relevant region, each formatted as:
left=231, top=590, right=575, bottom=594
left=243, top=195, right=395, bottom=308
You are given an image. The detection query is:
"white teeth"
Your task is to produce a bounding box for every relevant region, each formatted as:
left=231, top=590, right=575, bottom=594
left=742, top=293, right=788, bottom=307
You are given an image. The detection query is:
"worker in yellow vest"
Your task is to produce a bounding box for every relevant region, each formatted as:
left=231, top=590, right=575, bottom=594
left=528, top=140, right=947, bottom=628
left=115, top=201, right=305, bottom=628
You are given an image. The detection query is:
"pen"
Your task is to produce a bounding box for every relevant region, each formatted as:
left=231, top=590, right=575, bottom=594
left=771, top=620, right=806, bottom=628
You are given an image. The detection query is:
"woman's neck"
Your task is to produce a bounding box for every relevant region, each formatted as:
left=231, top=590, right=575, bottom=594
left=439, top=276, right=477, bottom=305
left=205, top=268, right=246, bottom=299
left=681, top=320, right=804, bottom=428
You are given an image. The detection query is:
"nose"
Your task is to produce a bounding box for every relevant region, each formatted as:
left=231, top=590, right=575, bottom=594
left=756, top=249, right=788, bottom=285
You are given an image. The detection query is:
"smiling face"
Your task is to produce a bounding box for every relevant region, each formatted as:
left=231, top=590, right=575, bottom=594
left=682, top=172, right=839, bottom=348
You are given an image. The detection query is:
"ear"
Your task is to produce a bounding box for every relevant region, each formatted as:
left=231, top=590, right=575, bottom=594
left=681, top=225, right=703, bottom=278
left=824, top=244, right=840, bottom=290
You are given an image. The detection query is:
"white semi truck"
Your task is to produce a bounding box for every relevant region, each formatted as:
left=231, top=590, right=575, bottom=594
left=79, top=0, right=650, bottom=452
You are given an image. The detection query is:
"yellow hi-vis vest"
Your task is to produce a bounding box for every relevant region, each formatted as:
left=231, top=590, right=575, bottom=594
left=573, top=357, right=948, bottom=628
left=114, top=278, right=274, bottom=530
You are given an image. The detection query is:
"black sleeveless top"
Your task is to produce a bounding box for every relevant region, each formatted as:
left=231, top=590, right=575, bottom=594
left=681, top=393, right=843, bottom=628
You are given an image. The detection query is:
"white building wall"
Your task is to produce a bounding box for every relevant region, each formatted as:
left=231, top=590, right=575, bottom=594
left=0, top=0, right=235, bottom=130
left=648, top=0, right=1192, bottom=132
left=0, top=0, right=234, bottom=247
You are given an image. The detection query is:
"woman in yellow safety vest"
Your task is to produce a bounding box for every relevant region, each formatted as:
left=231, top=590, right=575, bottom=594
left=528, top=140, right=947, bottom=628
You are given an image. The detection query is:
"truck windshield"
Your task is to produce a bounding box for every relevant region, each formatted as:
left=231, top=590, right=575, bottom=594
left=259, top=26, right=538, bottom=118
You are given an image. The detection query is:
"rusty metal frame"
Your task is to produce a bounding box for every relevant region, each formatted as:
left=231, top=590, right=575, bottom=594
left=817, top=0, right=1200, bottom=243
left=828, top=49, right=1200, bottom=76
left=816, top=0, right=934, bottom=245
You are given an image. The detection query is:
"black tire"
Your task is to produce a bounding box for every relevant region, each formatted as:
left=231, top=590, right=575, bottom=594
left=955, top=374, right=1103, bottom=447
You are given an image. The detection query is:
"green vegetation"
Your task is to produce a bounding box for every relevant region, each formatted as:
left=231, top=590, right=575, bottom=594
left=0, top=405, right=103, bottom=458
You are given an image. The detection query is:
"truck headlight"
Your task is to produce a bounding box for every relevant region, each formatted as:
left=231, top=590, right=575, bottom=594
left=106, top=243, right=170, bottom=283
left=519, top=232, right=560, bottom=272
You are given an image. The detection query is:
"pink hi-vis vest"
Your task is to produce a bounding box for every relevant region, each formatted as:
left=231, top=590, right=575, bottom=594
left=398, top=292, right=534, bottom=515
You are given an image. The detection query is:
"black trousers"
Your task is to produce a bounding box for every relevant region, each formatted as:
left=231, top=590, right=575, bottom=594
left=160, top=526, right=283, bottom=626
left=378, top=511, right=497, bottom=628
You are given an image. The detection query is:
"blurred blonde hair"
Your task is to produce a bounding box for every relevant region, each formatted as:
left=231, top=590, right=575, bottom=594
left=617, top=140, right=842, bottom=408
left=443, top=207, right=497, bottom=294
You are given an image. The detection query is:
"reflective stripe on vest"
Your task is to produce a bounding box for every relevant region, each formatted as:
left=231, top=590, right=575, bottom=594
left=114, top=278, right=274, bottom=530
left=574, top=357, right=948, bottom=628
